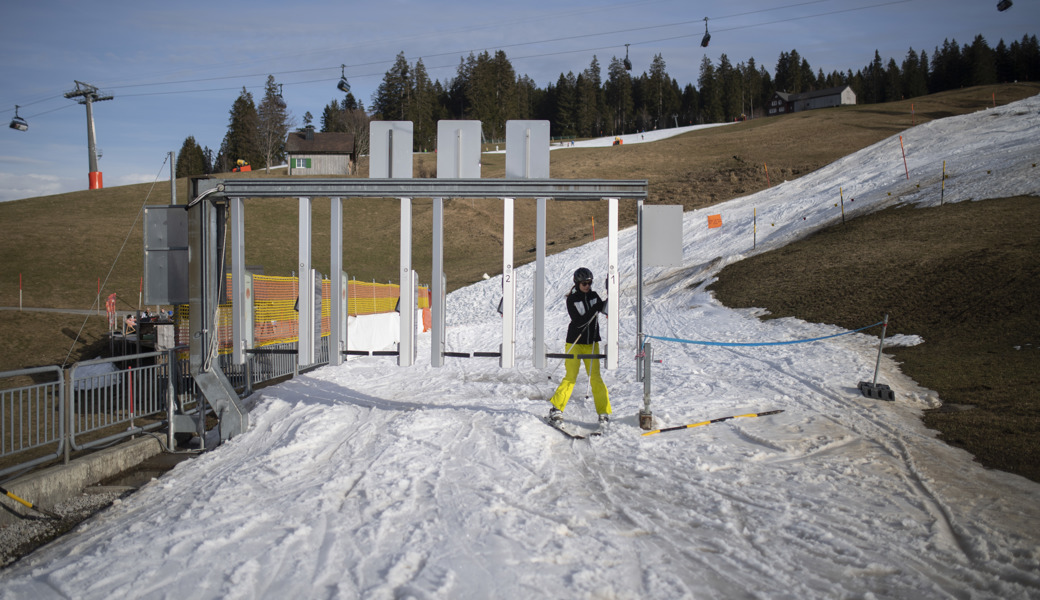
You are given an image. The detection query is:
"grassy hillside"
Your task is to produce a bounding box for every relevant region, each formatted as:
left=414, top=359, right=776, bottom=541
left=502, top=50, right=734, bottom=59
left=710, top=196, right=1040, bottom=482
left=2, top=83, right=1038, bottom=481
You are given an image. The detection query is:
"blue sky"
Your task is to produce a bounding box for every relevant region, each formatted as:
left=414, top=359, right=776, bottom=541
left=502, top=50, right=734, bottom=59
left=1, top=0, right=1034, bottom=203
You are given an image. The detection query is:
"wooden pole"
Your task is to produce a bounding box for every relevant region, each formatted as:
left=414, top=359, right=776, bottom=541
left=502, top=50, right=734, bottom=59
left=899, top=136, right=909, bottom=180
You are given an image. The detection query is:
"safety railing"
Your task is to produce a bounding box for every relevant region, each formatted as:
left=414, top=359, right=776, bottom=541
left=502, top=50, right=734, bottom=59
left=1, top=349, right=197, bottom=480
left=1, top=334, right=332, bottom=479
left=0, top=366, right=65, bottom=478
left=68, top=352, right=171, bottom=453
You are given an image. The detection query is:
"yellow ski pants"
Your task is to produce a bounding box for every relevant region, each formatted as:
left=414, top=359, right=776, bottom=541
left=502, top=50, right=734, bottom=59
left=549, top=343, right=611, bottom=415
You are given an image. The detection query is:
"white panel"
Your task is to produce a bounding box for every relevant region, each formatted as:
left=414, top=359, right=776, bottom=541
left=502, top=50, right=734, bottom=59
left=431, top=197, right=444, bottom=367
left=533, top=197, right=547, bottom=369
left=399, top=197, right=414, bottom=366
left=370, top=122, right=414, bottom=178
left=606, top=198, right=619, bottom=370
left=330, top=198, right=344, bottom=366
left=341, top=271, right=349, bottom=356
left=501, top=197, right=516, bottom=368
left=505, top=120, right=550, bottom=179
left=436, top=121, right=482, bottom=178
left=642, top=205, right=684, bottom=267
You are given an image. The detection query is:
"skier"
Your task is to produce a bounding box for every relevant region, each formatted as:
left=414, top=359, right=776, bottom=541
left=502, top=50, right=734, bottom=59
left=547, top=267, right=612, bottom=427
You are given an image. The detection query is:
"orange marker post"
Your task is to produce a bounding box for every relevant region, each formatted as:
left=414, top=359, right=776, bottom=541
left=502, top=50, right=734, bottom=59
left=899, top=136, right=909, bottom=180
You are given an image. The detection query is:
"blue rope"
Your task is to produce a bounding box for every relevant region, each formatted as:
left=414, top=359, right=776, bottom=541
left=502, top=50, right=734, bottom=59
left=643, top=321, right=884, bottom=349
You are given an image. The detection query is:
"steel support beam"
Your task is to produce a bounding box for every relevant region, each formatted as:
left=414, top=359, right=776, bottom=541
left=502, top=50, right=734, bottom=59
left=330, top=198, right=344, bottom=366
left=187, top=179, right=248, bottom=441
left=298, top=197, right=313, bottom=367
left=231, top=197, right=247, bottom=365
left=204, top=178, right=647, bottom=201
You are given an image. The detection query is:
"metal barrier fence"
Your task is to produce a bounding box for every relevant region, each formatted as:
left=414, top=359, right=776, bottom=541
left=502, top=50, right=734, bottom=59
left=0, top=366, right=64, bottom=478
left=68, top=353, right=171, bottom=454
left=1, top=338, right=331, bottom=479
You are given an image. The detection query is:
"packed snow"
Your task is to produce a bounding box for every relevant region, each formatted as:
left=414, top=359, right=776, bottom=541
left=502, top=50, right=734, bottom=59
left=3, top=97, right=1040, bottom=599
left=551, top=122, right=733, bottom=148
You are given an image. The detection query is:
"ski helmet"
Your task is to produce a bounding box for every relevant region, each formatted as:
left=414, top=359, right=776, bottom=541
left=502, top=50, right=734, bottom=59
left=573, top=267, right=593, bottom=285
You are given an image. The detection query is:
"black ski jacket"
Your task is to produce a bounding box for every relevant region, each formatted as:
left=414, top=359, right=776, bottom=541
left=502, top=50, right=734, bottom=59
left=564, top=289, right=607, bottom=345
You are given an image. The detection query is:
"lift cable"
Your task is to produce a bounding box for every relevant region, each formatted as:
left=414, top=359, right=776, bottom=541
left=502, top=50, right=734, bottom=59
left=5, top=0, right=914, bottom=119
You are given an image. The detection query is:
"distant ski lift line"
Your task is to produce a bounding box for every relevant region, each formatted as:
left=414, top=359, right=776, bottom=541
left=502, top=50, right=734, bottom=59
left=6, top=0, right=913, bottom=111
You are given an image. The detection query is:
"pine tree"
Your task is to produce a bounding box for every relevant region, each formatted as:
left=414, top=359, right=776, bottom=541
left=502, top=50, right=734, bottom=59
left=741, top=58, right=763, bottom=118
left=902, top=48, right=929, bottom=98
left=799, top=55, right=817, bottom=91
left=698, top=55, right=722, bottom=123
left=553, top=72, right=577, bottom=137
left=175, top=136, right=207, bottom=177
left=775, top=50, right=809, bottom=93
left=995, top=40, right=1014, bottom=83
left=224, top=87, right=261, bottom=168
left=321, top=100, right=345, bottom=133
left=605, top=57, right=634, bottom=134
left=410, top=59, right=436, bottom=152
left=966, top=35, right=996, bottom=86
left=446, top=55, right=473, bottom=119
left=883, top=58, right=902, bottom=102
left=575, top=56, right=605, bottom=137
left=645, top=54, right=669, bottom=128
left=717, top=54, right=741, bottom=122
left=680, top=83, right=698, bottom=125
left=1018, top=35, right=1040, bottom=81
left=257, top=75, right=292, bottom=171
left=373, top=52, right=411, bottom=121
left=930, top=39, right=963, bottom=93
left=514, top=75, right=539, bottom=121
left=465, top=50, right=516, bottom=141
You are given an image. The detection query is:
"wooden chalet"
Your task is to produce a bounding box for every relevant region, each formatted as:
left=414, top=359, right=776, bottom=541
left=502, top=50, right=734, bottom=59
left=285, top=128, right=356, bottom=175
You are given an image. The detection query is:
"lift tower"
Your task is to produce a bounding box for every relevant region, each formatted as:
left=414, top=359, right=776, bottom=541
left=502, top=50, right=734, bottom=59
left=64, top=81, right=113, bottom=190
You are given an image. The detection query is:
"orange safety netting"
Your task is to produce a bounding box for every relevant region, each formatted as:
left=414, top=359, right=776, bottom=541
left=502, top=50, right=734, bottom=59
left=174, top=276, right=430, bottom=352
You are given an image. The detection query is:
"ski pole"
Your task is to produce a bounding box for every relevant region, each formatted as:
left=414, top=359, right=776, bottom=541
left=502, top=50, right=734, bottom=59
left=641, top=409, right=784, bottom=436
left=1, top=485, right=61, bottom=519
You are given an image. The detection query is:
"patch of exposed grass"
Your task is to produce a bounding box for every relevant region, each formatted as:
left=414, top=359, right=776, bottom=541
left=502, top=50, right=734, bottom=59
left=709, top=196, right=1040, bottom=482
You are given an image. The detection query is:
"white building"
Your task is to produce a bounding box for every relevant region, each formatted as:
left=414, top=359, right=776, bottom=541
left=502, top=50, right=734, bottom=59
left=768, top=85, right=857, bottom=116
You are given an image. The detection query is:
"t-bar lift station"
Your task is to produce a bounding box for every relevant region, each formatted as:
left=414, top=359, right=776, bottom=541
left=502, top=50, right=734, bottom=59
left=164, top=120, right=649, bottom=441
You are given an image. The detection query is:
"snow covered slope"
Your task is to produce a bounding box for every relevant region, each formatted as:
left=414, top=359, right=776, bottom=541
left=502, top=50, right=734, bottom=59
left=2, top=96, right=1039, bottom=599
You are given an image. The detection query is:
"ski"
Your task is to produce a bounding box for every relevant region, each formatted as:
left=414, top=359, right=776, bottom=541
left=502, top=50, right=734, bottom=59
left=542, top=416, right=586, bottom=440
